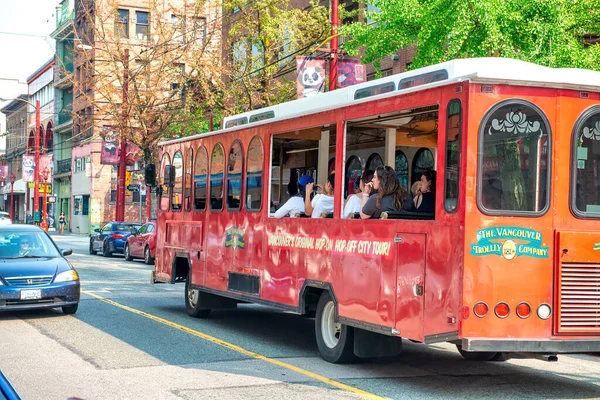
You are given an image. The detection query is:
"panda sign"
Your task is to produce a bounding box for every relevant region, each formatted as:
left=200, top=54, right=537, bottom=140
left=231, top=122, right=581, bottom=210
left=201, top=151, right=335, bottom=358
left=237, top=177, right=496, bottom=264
left=296, top=56, right=326, bottom=99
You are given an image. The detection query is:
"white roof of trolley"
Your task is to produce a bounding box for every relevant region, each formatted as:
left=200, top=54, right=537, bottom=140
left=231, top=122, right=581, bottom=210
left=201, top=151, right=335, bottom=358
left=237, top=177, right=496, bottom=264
left=161, top=57, right=600, bottom=146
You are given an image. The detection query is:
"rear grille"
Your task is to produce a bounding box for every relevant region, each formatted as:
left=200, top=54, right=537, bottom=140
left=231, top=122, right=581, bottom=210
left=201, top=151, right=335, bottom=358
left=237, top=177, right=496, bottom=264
left=559, top=263, right=600, bottom=332
left=5, top=276, right=53, bottom=286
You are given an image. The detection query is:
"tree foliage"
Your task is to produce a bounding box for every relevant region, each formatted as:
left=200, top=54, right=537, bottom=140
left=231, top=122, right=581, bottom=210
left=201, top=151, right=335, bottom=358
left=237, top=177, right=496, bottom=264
left=341, top=0, right=600, bottom=70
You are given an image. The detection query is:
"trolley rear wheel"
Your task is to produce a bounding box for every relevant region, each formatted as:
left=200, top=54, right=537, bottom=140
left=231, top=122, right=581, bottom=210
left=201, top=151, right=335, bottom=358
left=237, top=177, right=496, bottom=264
left=185, top=272, right=211, bottom=318
left=315, top=292, right=355, bottom=363
left=456, top=345, right=498, bottom=361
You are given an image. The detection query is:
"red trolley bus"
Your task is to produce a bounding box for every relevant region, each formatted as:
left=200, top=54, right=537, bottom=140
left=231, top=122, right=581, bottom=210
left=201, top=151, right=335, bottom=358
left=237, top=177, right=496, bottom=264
left=151, top=58, right=600, bottom=363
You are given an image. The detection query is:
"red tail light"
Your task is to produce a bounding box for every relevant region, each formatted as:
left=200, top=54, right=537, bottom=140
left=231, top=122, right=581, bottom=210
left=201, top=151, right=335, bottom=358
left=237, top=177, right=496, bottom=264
left=473, top=302, right=488, bottom=318
left=516, top=303, right=531, bottom=319
left=112, top=233, right=125, bottom=239
left=495, top=302, right=510, bottom=318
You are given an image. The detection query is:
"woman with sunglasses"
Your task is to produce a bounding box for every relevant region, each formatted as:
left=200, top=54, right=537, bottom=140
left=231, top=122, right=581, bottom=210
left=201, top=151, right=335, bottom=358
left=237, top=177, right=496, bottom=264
left=360, top=165, right=413, bottom=219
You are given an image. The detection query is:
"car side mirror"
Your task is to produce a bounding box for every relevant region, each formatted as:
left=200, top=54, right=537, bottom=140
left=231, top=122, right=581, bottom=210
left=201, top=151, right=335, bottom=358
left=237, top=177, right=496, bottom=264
left=94, top=228, right=101, bottom=233
left=61, top=248, right=73, bottom=256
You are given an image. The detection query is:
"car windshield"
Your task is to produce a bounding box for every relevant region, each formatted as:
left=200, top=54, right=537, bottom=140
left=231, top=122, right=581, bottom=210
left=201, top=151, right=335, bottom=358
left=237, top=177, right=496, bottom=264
left=0, top=231, right=61, bottom=259
left=115, top=223, right=141, bottom=231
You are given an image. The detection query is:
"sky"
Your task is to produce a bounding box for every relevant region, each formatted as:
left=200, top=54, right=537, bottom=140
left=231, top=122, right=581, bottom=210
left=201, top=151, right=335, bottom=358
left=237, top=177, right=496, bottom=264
left=0, top=0, right=57, bottom=103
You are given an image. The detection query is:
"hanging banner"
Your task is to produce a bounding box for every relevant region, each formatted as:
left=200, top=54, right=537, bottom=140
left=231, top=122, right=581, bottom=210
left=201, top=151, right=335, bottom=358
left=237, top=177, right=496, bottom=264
left=22, top=155, right=36, bottom=182
left=40, top=154, right=53, bottom=182
left=296, top=56, right=326, bottom=99
left=337, top=59, right=366, bottom=88
left=0, top=165, right=7, bottom=179
left=101, top=126, right=119, bottom=165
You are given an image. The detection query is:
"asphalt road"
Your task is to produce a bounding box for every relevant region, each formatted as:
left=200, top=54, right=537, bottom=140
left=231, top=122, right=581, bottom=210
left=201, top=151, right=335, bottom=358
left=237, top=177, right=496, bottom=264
left=2, top=233, right=600, bottom=400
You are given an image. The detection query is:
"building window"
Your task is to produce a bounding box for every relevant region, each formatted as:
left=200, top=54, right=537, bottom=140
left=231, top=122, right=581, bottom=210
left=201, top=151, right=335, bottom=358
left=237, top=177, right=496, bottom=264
left=172, top=14, right=184, bottom=42
left=192, top=17, right=207, bottom=43
left=136, top=11, right=149, bottom=41
left=110, top=189, right=116, bottom=202
left=116, top=9, right=129, bottom=38
left=478, top=100, right=551, bottom=215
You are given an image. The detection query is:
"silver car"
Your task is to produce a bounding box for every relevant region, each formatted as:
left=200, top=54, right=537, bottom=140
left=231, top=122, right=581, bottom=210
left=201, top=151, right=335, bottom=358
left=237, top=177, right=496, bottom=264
left=0, top=212, right=10, bottom=226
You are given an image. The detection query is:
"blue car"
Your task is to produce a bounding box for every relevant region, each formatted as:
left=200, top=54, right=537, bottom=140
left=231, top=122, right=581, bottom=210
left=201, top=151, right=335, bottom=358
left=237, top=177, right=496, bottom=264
left=89, top=221, right=141, bottom=257
left=0, top=225, right=80, bottom=314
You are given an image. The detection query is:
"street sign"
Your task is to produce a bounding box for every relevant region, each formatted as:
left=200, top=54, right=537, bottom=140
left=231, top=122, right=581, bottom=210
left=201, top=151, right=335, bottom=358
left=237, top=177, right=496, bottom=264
left=127, top=184, right=140, bottom=192
left=48, top=196, right=57, bottom=203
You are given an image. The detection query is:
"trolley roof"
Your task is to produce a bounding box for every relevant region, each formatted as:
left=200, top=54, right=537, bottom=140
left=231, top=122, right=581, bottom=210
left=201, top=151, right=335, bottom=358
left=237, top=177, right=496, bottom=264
left=160, top=57, right=600, bottom=146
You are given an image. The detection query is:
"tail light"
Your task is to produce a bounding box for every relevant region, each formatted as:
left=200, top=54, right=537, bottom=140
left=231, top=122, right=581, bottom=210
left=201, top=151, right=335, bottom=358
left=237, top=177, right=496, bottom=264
left=494, top=302, right=510, bottom=318
left=516, top=302, right=531, bottom=319
left=473, top=302, right=488, bottom=318
left=112, top=233, right=125, bottom=239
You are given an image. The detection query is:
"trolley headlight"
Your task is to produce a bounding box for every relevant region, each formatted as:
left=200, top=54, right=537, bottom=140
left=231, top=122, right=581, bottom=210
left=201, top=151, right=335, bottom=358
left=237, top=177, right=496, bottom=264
left=537, top=303, right=552, bottom=320
left=55, top=270, right=79, bottom=283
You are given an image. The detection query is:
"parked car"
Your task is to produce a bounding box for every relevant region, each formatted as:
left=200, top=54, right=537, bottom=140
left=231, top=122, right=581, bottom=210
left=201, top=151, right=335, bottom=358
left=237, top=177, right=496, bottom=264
left=0, top=225, right=79, bottom=314
left=0, top=368, right=20, bottom=400
left=89, top=222, right=141, bottom=257
left=124, top=222, right=156, bottom=265
left=0, top=212, right=11, bottom=226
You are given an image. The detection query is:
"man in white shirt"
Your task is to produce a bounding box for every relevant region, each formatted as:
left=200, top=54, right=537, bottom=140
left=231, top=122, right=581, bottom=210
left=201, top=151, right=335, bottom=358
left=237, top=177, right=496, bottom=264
left=273, top=175, right=314, bottom=218
left=305, top=174, right=335, bottom=218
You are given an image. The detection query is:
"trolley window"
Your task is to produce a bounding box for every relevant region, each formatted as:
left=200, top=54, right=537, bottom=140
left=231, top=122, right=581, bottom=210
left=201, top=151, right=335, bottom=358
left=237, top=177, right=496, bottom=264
left=246, top=136, right=263, bottom=211
left=478, top=100, right=551, bottom=215
left=444, top=99, right=461, bottom=213
left=194, top=145, right=208, bottom=211
left=571, top=106, right=600, bottom=218
left=210, top=143, right=225, bottom=211
left=184, top=148, right=193, bottom=211
left=227, top=140, right=244, bottom=211
left=172, top=151, right=183, bottom=211
left=159, top=153, right=171, bottom=211
left=412, top=148, right=434, bottom=185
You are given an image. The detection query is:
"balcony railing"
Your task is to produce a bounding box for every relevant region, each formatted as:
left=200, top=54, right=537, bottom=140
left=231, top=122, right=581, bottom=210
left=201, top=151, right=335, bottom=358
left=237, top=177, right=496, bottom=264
left=57, top=110, right=72, bottom=126
left=56, top=159, right=72, bottom=174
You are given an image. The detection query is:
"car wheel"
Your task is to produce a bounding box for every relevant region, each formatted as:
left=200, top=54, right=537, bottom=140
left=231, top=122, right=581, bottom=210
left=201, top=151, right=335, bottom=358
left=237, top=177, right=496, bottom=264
left=456, top=345, right=498, bottom=361
left=124, top=244, right=133, bottom=261
left=315, top=291, right=355, bottom=364
left=144, top=246, right=154, bottom=265
left=62, top=304, right=79, bottom=314
left=185, top=271, right=211, bottom=318
left=102, top=242, right=112, bottom=258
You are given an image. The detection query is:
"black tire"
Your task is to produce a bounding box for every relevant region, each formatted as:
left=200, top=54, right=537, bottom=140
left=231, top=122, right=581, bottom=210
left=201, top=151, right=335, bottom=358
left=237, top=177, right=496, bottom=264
left=89, top=241, right=96, bottom=255
left=456, top=345, right=498, bottom=361
left=185, top=272, right=211, bottom=318
left=144, top=246, right=155, bottom=265
left=124, top=244, right=134, bottom=261
left=62, top=304, right=78, bottom=314
left=315, top=291, right=355, bottom=363
left=102, top=242, right=112, bottom=258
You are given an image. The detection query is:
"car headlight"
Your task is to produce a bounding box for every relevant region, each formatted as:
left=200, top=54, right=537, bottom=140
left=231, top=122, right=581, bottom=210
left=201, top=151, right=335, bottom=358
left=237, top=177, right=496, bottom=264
left=54, top=270, right=79, bottom=282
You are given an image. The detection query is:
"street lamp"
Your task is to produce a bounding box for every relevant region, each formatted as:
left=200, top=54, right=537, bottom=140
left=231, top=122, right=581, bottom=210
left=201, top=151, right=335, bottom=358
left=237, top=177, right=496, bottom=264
left=0, top=97, right=42, bottom=222
left=40, top=168, right=50, bottom=232
left=0, top=176, right=4, bottom=213
left=9, top=173, right=15, bottom=223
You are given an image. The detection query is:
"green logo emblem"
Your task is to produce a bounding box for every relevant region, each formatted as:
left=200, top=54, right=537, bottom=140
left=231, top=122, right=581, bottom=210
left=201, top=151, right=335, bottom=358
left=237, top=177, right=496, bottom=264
left=470, top=226, right=548, bottom=259
left=594, top=242, right=600, bottom=251
left=225, top=227, right=245, bottom=250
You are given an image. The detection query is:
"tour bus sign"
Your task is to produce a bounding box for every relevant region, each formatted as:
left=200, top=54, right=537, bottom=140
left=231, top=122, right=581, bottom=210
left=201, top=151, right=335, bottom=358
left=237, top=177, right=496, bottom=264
left=470, top=226, right=549, bottom=259
left=267, top=233, right=392, bottom=257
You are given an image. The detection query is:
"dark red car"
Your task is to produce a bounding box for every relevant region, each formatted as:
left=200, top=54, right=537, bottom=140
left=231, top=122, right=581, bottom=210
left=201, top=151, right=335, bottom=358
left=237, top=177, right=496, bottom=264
left=124, top=222, right=156, bottom=264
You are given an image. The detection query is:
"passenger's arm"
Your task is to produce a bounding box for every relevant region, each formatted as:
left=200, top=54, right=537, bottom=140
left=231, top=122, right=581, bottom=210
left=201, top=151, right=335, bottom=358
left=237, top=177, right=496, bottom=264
left=360, top=194, right=373, bottom=219
left=304, top=183, right=314, bottom=216
left=273, top=200, right=291, bottom=218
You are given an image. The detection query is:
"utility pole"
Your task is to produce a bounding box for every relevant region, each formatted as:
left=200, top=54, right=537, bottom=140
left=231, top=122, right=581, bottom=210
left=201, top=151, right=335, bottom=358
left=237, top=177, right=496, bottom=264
left=329, top=0, right=339, bottom=91
left=33, top=100, right=41, bottom=222
left=116, top=49, right=129, bottom=222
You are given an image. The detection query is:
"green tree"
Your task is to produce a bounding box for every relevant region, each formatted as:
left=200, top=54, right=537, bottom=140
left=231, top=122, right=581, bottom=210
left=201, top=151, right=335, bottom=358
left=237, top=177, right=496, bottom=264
left=341, top=0, right=600, bottom=70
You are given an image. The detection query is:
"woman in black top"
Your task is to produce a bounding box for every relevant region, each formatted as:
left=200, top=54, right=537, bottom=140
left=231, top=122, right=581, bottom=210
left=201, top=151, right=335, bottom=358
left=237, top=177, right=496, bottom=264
left=360, top=165, right=413, bottom=219
left=414, top=169, right=436, bottom=213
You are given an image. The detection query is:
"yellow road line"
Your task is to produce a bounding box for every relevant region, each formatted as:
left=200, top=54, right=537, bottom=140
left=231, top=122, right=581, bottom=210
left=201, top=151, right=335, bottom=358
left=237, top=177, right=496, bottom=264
left=82, top=290, right=385, bottom=400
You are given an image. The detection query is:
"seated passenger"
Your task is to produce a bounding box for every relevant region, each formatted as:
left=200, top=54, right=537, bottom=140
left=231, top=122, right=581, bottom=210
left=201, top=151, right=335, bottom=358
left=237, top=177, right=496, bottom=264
left=273, top=175, right=314, bottom=218
left=411, top=181, right=422, bottom=199
left=343, top=169, right=374, bottom=218
left=414, top=169, right=435, bottom=213
left=305, top=174, right=335, bottom=218
left=360, top=166, right=413, bottom=219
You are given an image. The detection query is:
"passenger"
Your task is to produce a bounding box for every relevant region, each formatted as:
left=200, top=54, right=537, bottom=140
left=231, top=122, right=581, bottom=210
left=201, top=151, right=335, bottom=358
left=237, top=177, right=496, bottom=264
left=305, top=173, right=335, bottom=218
left=411, top=181, right=422, bottom=199
left=343, top=169, right=374, bottom=218
left=414, top=169, right=436, bottom=213
left=361, top=166, right=413, bottom=219
left=273, top=175, right=314, bottom=218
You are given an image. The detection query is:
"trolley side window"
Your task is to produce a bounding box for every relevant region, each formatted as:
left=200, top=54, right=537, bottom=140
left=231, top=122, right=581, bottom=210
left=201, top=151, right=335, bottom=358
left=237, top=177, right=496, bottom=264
left=478, top=100, right=551, bottom=215
left=159, top=153, right=171, bottom=212
left=246, top=136, right=263, bottom=212
left=210, top=143, right=225, bottom=211
left=571, top=106, right=600, bottom=218
left=184, top=148, right=193, bottom=212
left=444, top=99, right=461, bottom=213
left=227, top=140, right=244, bottom=211
left=194, top=145, right=208, bottom=211
left=172, top=151, right=183, bottom=211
